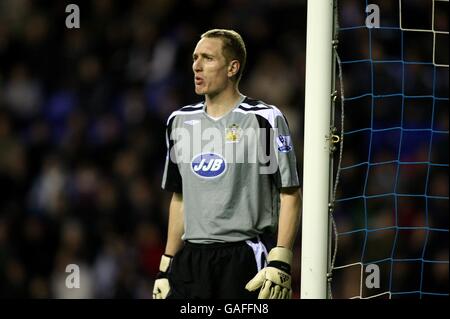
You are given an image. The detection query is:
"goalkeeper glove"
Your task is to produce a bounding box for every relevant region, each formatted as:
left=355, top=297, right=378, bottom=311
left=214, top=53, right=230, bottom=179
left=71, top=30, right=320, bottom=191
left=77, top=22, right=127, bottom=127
left=152, top=254, right=173, bottom=299
left=245, top=246, right=293, bottom=299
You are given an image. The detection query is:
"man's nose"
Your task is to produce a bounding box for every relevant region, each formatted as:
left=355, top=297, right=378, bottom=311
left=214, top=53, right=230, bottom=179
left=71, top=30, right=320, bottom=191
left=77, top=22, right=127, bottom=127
left=193, top=60, right=202, bottom=72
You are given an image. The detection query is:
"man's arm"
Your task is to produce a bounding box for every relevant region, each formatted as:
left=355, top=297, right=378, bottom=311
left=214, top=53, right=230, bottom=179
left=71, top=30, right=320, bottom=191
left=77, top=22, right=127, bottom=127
left=277, top=187, right=302, bottom=249
left=165, top=192, right=184, bottom=256
left=153, top=192, right=184, bottom=299
left=245, top=186, right=301, bottom=299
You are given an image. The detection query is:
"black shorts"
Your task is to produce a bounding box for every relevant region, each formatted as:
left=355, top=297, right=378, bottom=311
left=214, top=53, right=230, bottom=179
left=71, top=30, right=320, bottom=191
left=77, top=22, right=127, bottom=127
left=167, top=237, right=272, bottom=299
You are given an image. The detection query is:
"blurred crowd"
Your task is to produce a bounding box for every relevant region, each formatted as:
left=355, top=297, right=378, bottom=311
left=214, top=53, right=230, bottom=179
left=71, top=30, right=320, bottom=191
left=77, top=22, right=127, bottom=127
left=0, top=0, right=306, bottom=298
left=0, top=0, right=447, bottom=299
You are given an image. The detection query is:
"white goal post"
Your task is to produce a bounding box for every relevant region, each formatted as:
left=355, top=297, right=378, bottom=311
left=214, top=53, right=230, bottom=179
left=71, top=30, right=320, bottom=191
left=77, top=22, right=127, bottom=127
left=301, top=0, right=335, bottom=299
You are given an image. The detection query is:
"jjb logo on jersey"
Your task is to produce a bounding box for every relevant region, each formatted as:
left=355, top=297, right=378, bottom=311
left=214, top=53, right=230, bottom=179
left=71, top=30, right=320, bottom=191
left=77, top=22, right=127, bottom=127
left=276, top=135, right=292, bottom=153
left=191, top=153, right=227, bottom=178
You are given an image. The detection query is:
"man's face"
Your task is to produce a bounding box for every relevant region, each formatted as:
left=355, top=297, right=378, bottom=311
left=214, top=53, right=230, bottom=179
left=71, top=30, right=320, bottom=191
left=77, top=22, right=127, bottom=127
left=192, top=37, right=230, bottom=96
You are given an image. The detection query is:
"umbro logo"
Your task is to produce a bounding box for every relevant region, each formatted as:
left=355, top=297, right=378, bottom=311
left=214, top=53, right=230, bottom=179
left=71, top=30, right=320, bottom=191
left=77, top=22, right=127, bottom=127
left=184, top=120, right=200, bottom=126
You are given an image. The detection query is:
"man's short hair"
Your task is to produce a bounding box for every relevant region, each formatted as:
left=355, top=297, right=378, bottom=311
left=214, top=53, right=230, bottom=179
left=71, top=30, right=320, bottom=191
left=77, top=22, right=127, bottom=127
left=201, top=29, right=247, bottom=84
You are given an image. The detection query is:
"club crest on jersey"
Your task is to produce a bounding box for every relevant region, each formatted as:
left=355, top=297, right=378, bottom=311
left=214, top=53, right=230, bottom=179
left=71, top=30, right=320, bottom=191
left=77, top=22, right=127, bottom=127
left=225, top=124, right=242, bottom=143
left=191, top=153, right=227, bottom=178
left=276, top=135, right=292, bottom=153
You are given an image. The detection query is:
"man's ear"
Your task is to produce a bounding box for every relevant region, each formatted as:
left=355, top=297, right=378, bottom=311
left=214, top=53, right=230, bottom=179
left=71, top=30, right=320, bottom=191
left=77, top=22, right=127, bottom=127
left=228, top=60, right=240, bottom=78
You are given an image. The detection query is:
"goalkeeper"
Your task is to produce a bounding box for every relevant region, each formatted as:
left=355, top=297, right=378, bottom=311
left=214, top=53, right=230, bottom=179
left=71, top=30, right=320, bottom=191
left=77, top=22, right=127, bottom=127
left=153, top=29, right=301, bottom=299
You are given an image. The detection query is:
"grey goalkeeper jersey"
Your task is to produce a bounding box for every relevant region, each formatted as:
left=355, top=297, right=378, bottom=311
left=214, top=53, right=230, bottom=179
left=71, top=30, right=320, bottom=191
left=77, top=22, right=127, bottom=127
left=162, top=96, right=300, bottom=243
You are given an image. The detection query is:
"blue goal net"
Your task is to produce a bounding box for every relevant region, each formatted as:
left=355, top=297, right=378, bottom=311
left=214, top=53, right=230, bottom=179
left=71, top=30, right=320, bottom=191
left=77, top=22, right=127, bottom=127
left=331, top=0, right=449, bottom=299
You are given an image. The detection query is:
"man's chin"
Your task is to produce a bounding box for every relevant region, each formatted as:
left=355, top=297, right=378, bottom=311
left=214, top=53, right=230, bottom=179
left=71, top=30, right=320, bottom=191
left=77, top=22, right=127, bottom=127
left=195, top=88, right=206, bottom=95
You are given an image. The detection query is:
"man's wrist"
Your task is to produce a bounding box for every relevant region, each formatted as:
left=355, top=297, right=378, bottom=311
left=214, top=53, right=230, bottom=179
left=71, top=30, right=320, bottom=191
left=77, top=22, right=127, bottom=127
left=159, top=254, right=173, bottom=273
left=267, top=260, right=291, bottom=274
left=268, top=246, right=293, bottom=265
